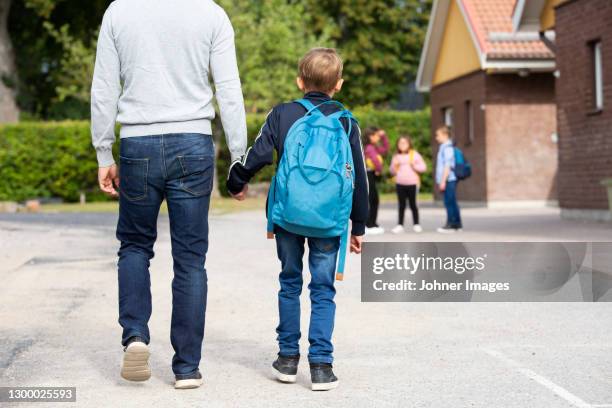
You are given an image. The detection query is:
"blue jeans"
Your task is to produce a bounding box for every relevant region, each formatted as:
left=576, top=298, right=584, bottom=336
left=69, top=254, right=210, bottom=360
left=116, top=133, right=214, bottom=377
left=443, top=180, right=462, bottom=228
left=275, top=228, right=339, bottom=364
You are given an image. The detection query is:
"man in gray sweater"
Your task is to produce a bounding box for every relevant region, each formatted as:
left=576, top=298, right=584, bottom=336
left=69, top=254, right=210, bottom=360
left=91, top=0, right=247, bottom=389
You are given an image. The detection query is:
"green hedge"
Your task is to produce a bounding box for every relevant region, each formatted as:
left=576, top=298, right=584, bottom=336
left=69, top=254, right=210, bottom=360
left=215, top=108, right=432, bottom=196
left=0, top=121, right=112, bottom=202
left=0, top=108, right=431, bottom=202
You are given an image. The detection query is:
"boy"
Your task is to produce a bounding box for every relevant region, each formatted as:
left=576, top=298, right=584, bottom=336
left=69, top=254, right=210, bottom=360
left=435, top=126, right=463, bottom=232
left=227, top=48, right=368, bottom=391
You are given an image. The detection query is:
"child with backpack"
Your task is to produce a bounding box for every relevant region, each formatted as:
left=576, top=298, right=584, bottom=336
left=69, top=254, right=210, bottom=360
left=435, top=125, right=466, bottom=233
left=363, top=127, right=390, bottom=235
left=227, top=48, right=368, bottom=391
left=389, top=135, right=427, bottom=234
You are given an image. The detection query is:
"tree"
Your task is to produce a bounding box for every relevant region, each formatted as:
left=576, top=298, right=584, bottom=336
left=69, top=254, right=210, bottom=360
left=219, top=0, right=333, bottom=113
left=305, top=0, right=432, bottom=107
left=8, top=0, right=108, bottom=119
left=0, top=0, right=19, bottom=122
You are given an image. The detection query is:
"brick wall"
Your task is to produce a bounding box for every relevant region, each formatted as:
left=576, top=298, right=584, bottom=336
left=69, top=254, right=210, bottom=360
left=484, top=74, right=558, bottom=202
left=556, top=0, right=612, bottom=210
left=430, top=71, right=557, bottom=203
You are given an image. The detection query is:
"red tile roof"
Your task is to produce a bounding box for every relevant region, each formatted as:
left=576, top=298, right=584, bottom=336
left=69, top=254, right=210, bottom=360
left=462, top=0, right=554, bottom=60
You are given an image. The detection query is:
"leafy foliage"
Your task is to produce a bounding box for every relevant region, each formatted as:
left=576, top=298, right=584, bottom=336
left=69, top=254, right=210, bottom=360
left=8, top=0, right=107, bottom=119
left=0, top=121, right=110, bottom=201
left=7, top=0, right=430, bottom=118
left=218, top=0, right=334, bottom=113
left=305, top=0, right=432, bottom=107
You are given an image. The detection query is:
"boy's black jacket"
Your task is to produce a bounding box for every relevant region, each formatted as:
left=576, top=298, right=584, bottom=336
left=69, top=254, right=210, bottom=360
left=226, top=91, right=369, bottom=236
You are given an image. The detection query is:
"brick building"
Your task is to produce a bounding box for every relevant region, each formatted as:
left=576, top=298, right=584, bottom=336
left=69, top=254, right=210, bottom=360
left=419, top=0, right=612, bottom=218
left=417, top=0, right=558, bottom=206
left=554, top=0, right=612, bottom=221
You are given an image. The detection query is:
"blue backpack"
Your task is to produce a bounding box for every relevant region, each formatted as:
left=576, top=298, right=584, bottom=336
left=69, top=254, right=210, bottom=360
left=267, top=99, right=356, bottom=281
left=452, top=146, right=472, bottom=180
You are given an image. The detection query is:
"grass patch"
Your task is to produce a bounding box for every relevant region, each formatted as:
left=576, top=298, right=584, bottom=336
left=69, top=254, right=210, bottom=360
left=40, top=193, right=431, bottom=214
left=41, top=196, right=266, bottom=215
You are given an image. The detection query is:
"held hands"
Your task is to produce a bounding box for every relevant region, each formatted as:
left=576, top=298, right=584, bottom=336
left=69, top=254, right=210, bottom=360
left=98, top=164, right=120, bottom=198
left=231, top=184, right=249, bottom=201
left=350, top=235, right=363, bottom=254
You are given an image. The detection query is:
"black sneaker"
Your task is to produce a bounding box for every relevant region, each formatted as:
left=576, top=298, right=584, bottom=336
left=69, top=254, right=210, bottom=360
left=272, top=354, right=299, bottom=383
left=310, top=363, right=339, bottom=391
left=175, top=370, right=203, bottom=390
left=437, top=225, right=463, bottom=233
left=121, top=336, right=151, bottom=382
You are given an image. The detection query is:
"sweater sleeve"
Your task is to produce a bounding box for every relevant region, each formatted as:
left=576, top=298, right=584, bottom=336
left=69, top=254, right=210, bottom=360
left=412, top=151, right=427, bottom=173
left=226, top=109, right=278, bottom=195
left=211, top=6, right=247, bottom=162
left=375, top=133, right=390, bottom=155
left=91, top=5, right=121, bottom=167
left=349, top=123, right=368, bottom=236
left=389, top=154, right=398, bottom=176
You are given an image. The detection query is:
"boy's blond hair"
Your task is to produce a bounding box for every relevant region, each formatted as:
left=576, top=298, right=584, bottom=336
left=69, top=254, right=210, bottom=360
left=298, top=48, right=343, bottom=93
left=436, top=125, right=451, bottom=137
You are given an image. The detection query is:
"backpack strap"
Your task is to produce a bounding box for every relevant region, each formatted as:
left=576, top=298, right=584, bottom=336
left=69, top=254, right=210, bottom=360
left=295, top=98, right=317, bottom=113
left=266, top=175, right=276, bottom=239
left=329, top=109, right=355, bottom=138
left=335, top=224, right=349, bottom=281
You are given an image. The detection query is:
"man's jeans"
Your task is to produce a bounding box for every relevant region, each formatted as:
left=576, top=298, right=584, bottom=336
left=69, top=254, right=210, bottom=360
left=116, top=133, right=214, bottom=377
left=443, top=180, right=462, bottom=228
left=275, top=228, right=339, bottom=364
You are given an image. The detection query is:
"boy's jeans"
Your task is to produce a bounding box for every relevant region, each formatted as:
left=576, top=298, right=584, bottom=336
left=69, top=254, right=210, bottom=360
left=116, top=133, right=214, bottom=378
left=443, top=180, right=462, bottom=228
left=275, top=228, right=340, bottom=364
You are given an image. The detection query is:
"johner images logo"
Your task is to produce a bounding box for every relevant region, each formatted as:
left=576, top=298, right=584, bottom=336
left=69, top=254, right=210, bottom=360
left=361, top=242, right=612, bottom=302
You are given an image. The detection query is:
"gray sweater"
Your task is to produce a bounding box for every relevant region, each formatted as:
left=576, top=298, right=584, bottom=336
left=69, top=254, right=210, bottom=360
left=91, top=0, right=247, bottom=167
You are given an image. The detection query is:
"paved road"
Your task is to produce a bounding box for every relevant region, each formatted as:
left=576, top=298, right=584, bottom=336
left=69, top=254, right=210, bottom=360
left=0, top=207, right=611, bottom=407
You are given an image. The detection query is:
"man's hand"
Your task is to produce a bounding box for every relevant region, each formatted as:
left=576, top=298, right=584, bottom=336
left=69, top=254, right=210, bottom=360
left=231, top=184, right=248, bottom=201
left=98, top=164, right=120, bottom=198
left=350, top=235, right=363, bottom=254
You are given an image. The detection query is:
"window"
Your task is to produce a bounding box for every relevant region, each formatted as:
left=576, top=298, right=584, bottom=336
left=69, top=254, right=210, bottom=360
left=465, top=100, right=474, bottom=145
left=442, top=107, right=454, bottom=129
left=592, top=41, right=604, bottom=111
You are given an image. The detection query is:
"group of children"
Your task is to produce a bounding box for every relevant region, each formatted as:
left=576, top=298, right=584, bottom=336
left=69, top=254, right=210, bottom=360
left=363, top=127, right=428, bottom=235
left=362, top=124, right=463, bottom=235
left=227, top=47, right=462, bottom=392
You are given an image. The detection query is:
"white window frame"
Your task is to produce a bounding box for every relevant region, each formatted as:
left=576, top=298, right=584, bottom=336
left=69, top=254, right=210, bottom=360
left=443, top=107, right=454, bottom=128
left=465, top=100, right=474, bottom=145
left=594, top=41, right=604, bottom=111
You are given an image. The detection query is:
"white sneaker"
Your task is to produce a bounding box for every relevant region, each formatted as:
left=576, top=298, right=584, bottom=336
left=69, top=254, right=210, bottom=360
left=391, top=225, right=405, bottom=234
left=413, top=225, right=423, bottom=233
left=365, top=226, right=385, bottom=235
left=121, top=339, right=151, bottom=382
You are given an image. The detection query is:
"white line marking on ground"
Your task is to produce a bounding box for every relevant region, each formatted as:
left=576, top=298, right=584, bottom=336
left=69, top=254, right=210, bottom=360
left=483, top=348, right=593, bottom=408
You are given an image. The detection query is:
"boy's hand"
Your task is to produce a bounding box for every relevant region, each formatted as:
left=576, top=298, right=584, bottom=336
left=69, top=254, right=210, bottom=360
left=350, top=235, right=363, bottom=254
left=231, top=184, right=249, bottom=201
left=98, top=164, right=120, bottom=198
left=439, top=181, right=446, bottom=192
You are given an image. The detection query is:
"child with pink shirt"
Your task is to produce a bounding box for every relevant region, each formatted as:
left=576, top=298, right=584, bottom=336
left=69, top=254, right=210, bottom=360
left=389, top=135, right=427, bottom=234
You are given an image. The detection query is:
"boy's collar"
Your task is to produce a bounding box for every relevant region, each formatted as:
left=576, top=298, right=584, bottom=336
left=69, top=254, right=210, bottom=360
left=304, top=91, right=332, bottom=100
